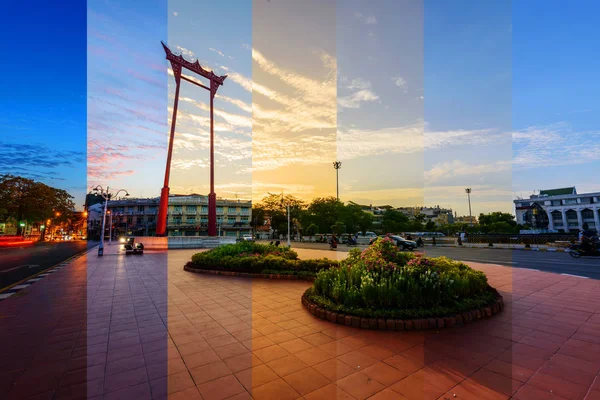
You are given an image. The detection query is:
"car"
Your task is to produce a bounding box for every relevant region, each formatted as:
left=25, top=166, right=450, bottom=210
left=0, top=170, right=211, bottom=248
left=390, top=235, right=417, bottom=250
left=369, top=235, right=417, bottom=250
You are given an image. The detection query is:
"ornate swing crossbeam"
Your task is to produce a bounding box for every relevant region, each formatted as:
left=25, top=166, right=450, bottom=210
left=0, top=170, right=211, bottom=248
left=156, top=42, right=227, bottom=237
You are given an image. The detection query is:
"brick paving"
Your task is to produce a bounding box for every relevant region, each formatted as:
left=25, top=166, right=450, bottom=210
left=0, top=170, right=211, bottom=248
left=0, top=245, right=599, bottom=399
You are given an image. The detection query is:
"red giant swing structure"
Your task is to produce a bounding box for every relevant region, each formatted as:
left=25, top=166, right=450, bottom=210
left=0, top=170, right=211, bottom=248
left=156, top=42, right=227, bottom=237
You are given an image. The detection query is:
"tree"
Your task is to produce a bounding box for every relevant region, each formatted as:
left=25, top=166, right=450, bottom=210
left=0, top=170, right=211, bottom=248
left=478, top=212, right=516, bottom=227
left=425, top=220, right=436, bottom=231
left=341, top=204, right=373, bottom=234
left=331, top=221, right=345, bottom=235
left=381, top=209, right=409, bottom=233
left=305, top=197, right=345, bottom=234
left=478, top=212, right=518, bottom=234
left=305, top=223, right=319, bottom=236
left=0, top=175, right=75, bottom=236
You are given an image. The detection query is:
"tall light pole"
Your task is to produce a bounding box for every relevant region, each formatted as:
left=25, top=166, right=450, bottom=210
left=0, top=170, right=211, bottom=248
left=333, top=161, right=342, bottom=201
left=108, top=211, right=113, bottom=244
left=91, top=186, right=129, bottom=256
left=465, top=188, right=472, bottom=225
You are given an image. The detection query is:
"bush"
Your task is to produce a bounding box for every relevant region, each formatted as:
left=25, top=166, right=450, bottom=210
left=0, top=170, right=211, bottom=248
left=310, top=237, right=494, bottom=317
left=187, top=243, right=338, bottom=275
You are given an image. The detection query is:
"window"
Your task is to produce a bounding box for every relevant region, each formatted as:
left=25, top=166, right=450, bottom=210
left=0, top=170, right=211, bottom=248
left=241, top=217, right=249, bottom=222
left=127, top=217, right=133, bottom=224
left=216, top=207, right=224, bottom=213
left=201, top=206, right=208, bottom=213
left=173, top=217, right=182, bottom=224
left=147, top=216, right=155, bottom=223
left=186, top=206, right=197, bottom=213
left=228, top=217, right=236, bottom=224
left=187, top=216, right=196, bottom=223
left=173, top=206, right=182, bottom=212
left=137, top=205, right=144, bottom=212
left=582, top=209, right=594, bottom=219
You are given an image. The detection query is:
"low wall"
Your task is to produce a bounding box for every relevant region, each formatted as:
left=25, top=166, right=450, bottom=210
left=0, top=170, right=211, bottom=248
left=134, top=236, right=236, bottom=250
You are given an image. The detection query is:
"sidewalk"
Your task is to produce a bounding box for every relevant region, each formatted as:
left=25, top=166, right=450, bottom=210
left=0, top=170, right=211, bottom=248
left=0, top=248, right=598, bottom=399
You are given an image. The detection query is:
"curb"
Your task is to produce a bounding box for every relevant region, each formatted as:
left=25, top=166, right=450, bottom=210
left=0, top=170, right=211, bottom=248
left=301, top=289, right=504, bottom=331
left=0, top=246, right=92, bottom=301
left=425, top=244, right=568, bottom=252
left=184, top=266, right=316, bottom=281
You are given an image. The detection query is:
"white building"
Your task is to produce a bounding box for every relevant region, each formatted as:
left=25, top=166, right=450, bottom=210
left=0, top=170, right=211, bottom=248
left=514, top=187, right=600, bottom=232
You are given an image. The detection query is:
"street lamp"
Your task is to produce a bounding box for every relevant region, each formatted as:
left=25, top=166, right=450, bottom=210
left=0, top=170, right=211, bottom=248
left=465, top=188, right=472, bottom=225
left=91, top=185, right=130, bottom=256
left=107, top=210, right=113, bottom=244
left=280, top=193, right=291, bottom=248
left=333, top=161, right=342, bottom=201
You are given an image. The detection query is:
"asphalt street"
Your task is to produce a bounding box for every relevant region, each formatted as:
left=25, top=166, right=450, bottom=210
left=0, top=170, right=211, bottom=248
left=285, top=242, right=600, bottom=280
left=0, top=241, right=94, bottom=273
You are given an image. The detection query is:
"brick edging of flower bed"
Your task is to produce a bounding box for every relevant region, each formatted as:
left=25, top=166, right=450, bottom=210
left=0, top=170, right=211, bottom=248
left=183, top=265, right=316, bottom=281
left=301, top=289, right=504, bottom=331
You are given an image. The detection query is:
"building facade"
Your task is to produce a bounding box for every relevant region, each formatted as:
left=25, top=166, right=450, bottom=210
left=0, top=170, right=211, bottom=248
left=87, top=194, right=252, bottom=239
left=514, top=187, right=600, bottom=232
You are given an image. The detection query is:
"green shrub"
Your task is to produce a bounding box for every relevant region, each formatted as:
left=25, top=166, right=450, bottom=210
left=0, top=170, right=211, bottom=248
left=311, top=237, right=493, bottom=315
left=187, top=243, right=338, bottom=275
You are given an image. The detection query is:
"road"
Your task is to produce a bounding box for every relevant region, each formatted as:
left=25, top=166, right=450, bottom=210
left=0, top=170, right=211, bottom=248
left=284, top=242, right=600, bottom=280
left=0, top=241, right=94, bottom=273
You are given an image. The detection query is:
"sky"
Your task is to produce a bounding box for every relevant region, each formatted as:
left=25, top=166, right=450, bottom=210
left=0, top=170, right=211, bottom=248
left=167, top=0, right=252, bottom=201
left=0, top=0, right=87, bottom=209
left=512, top=0, right=600, bottom=200
left=2, top=1, right=599, bottom=217
left=87, top=0, right=168, bottom=201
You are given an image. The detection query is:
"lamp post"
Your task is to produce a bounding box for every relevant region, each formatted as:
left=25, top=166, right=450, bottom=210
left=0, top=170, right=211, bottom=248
left=333, top=161, right=342, bottom=201
left=108, top=211, right=113, bottom=244
left=465, top=188, right=472, bottom=226
left=91, top=186, right=129, bottom=256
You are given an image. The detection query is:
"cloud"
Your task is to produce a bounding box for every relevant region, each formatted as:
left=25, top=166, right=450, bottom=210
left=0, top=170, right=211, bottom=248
left=425, top=160, right=511, bottom=184
left=178, top=96, right=251, bottom=128
left=347, top=78, right=371, bottom=90
left=354, top=12, right=377, bottom=25
left=513, top=123, right=600, bottom=169
left=393, top=77, right=407, bottom=89
left=209, top=47, right=227, bottom=57
left=338, top=89, right=379, bottom=109
left=172, top=159, right=208, bottom=170
left=175, top=45, right=196, bottom=59
left=215, top=94, right=252, bottom=113
left=337, top=123, right=509, bottom=161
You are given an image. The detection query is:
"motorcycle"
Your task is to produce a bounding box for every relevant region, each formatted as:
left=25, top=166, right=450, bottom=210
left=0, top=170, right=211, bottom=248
left=569, top=243, right=600, bottom=258
left=347, top=237, right=358, bottom=247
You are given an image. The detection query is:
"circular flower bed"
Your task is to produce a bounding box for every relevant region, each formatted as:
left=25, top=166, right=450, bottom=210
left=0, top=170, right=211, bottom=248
left=303, top=237, right=502, bottom=329
left=184, top=241, right=339, bottom=279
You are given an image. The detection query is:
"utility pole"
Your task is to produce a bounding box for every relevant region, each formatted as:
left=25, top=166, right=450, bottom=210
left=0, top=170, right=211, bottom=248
left=333, top=161, right=342, bottom=201
left=465, top=188, right=472, bottom=226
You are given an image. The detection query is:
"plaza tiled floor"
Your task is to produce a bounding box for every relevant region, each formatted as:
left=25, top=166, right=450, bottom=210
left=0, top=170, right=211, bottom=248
left=0, top=245, right=599, bottom=399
